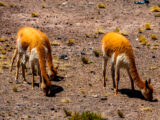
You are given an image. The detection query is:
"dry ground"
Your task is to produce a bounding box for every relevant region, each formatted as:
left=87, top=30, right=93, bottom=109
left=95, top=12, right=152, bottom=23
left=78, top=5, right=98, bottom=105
left=0, top=0, right=160, bottom=120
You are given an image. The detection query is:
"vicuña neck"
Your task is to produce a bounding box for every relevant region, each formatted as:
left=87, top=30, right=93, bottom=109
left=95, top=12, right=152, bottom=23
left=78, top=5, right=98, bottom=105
left=129, top=58, right=145, bottom=89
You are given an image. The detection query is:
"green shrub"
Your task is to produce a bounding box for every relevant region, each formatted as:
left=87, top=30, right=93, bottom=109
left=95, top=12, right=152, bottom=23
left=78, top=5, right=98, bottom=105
left=69, top=111, right=104, bottom=120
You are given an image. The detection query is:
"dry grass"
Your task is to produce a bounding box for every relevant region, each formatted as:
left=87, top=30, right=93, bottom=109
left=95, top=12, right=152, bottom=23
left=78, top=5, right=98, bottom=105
left=114, top=27, right=119, bottom=32
left=120, top=30, right=128, bottom=36
left=144, top=23, right=152, bottom=30
left=61, top=98, right=71, bottom=103
left=31, top=12, right=39, bottom=17
left=85, top=34, right=91, bottom=38
left=138, top=28, right=143, bottom=33
left=63, top=108, right=72, bottom=117
left=98, top=4, right=105, bottom=8
left=81, top=57, right=89, bottom=64
left=66, top=39, right=74, bottom=46
left=0, top=1, right=5, bottom=6
left=97, top=28, right=105, bottom=34
left=150, top=6, right=160, bottom=12
left=155, top=13, right=160, bottom=17
left=150, top=34, right=158, bottom=40
left=138, top=35, right=150, bottom=46
left=150, top=65, right=158, bottom=70
left=51, top=40, right=60, bottom=46
left=118, top=110, right=124, bottom=118
left=140, top=107, right=152, bottom=111
left=13, top=87, right=18, bottom=92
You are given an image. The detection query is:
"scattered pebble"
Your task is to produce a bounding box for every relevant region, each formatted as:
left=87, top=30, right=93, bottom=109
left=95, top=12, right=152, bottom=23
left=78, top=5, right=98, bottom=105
left=59, top=54, right=68, bottom=60
left=100, top=97, right=107, bottom=101
left=50, top=107, right=55, bottom=111
left=92, top=94, right=98, bottom=98
left=152, top=56, right=156, bottom=58
left=81, top=51, right=86, bottom=55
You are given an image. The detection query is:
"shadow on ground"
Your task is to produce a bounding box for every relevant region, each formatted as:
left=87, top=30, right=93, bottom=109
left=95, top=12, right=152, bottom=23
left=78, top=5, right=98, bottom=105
left=119, top=89, right=145, bottom=100
left=119, top=89, right=158, bottom=102
left=51, top=75, right=64, bottom=82
left=48, top=85, right=64, bottom=97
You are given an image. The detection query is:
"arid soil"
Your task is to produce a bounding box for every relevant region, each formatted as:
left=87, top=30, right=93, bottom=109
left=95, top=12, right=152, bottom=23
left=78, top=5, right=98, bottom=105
left=0, top=0, right=160, bottom=120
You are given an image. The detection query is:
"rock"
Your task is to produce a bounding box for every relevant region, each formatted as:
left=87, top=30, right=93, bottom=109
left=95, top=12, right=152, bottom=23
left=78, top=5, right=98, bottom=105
left=101, top=97, right=107, bottom=101
left=152, top=56, right=156, bottom=58
left=59, top=54, right=68, bottom=60
left=50, top=107, right=55, bottom=111
left=57, top=36, right=62, bottom=40
left=93, top=94, right=98, bottom=98
left=81, top=51, right=85, bottom=55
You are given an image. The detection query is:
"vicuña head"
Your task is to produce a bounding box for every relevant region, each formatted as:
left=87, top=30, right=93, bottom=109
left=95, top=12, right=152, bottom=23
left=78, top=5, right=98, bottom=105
left=101, top=32, right=153, bottom=101
left=141, top=79, right=153, bottom=101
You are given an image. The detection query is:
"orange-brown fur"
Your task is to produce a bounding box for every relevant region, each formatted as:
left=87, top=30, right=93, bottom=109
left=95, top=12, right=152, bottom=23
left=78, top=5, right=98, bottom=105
left=10, top=27, right=57, bottom=95
left=101, top=32, right=153, bottom=101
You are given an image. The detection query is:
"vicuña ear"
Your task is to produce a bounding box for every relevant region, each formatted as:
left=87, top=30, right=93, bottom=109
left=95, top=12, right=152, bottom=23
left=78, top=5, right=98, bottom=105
left=145, top=80, right=149, bottom=88
left=148, top=78, right=151, bottom=84
left=56, top=65, right=59, bottom=70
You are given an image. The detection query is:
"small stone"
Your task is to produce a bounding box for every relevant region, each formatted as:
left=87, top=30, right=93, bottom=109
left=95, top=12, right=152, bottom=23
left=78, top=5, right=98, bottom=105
left=101, top=97, right=107, bottom=100
left=152, top=56, right=156, bottom=58
left=57, top=36, right=62, bottom=40
left=93, top=94, right=98, bottom=98
left=81, top=51, right=85, bottom=55
left=50, top=107, right=55, bottom=111
left=109, top=103, right=113, bottom=106
left=59, top=54, right=68, bottom=60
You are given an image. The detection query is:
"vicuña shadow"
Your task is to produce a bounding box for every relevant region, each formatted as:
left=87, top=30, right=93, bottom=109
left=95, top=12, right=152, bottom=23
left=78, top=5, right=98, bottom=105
left=119, top=89, right=158, bottom=102
left=50, top=75, right=64, bottom=82
left=48, top=85, right=64, bottom=97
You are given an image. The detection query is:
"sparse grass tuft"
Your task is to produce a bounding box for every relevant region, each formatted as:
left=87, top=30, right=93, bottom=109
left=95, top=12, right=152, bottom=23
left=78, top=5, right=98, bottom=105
left=80, top=88, right=85, bottom=94
left=98, top=4, right=105, bottom=8
left=1, top=50, right=6, bottom=54
left=64, top=108, right=72, bottom=117
left=155, top=13, right=160, bottom=17
left=150, top=34, right=158, bottom=40
left=69, top=111, right=104, bottom=120
left=153, top=43, right=159, bottom=46
left=31, top=12, right=39, bottom=17
left=0, top=37, right=7, bottom=42
left=150, top=6, right=160, bottom=12
left=51, top=40, right=60, bottom=46
left=0, top=1, right=5, bottom=6
left=138, top=35, right=150, bottom=46
left=66, top=39, right=74, bottom=46
left=114, top=27, right=119, bottom=32
left=150, top=65, right=158, bottom=70
left=93, top=50, right=100, bottom=57
left=81, top=57, right=89, bottom=64
left=42, top=4, right=45, bottom=8
left=120, top=30, right=128, bottom=36
left=150, top=46, right=159, bottom=50
left=140, top=107, right=152, bottom=111
left=85, top=34, right=91, bottom=38
left=97, top=28, right=105, bottom=34
left=138, top=28, right=143, bottom=33
left=8, top=112, right=11, bottom=116
left=93, top=34, right=98, bottom=38
left=9, top=3, right=14, bottom=7
left=61, top=98, right=70, bottom=103
left=118, top=110, right=124, bottom=118
left=144, top=23, right=151, bottom=30
left=13, top=87, right=18, bottom=92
